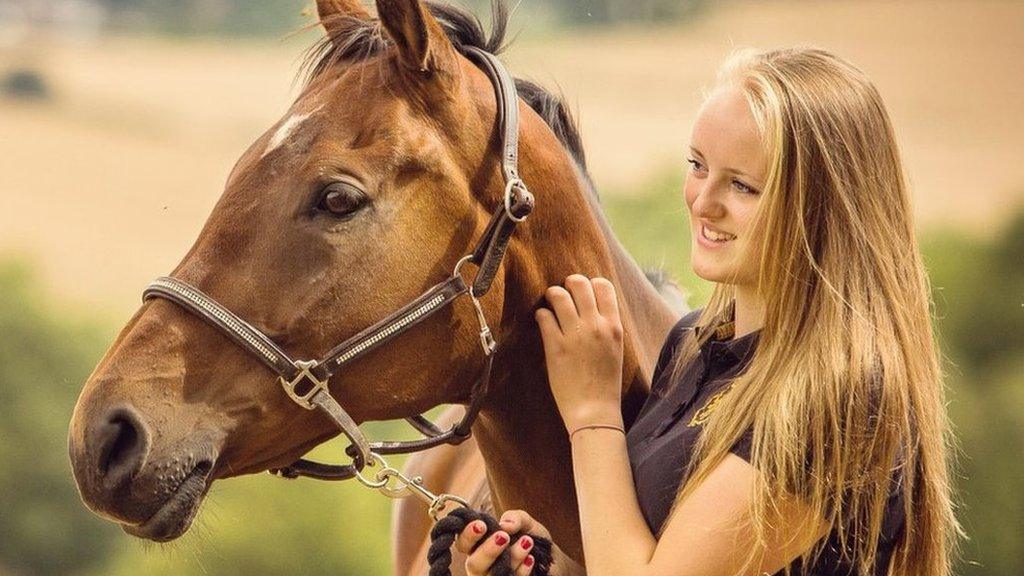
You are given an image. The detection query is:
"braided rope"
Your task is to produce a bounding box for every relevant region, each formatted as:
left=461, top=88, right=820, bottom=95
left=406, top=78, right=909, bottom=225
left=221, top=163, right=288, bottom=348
left=428, top=507, right=554, bottom=576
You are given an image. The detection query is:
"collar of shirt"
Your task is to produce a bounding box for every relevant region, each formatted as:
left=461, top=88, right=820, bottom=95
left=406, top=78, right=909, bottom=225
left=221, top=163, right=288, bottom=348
left=693, top=300, right=761, bottom=365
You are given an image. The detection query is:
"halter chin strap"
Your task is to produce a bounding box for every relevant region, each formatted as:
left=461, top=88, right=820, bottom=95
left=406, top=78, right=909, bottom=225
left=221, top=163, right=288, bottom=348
left=142, top=45, right=533, bottom=481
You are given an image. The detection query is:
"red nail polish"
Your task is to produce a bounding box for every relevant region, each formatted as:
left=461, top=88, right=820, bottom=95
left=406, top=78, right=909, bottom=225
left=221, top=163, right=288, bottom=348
left=525, top=555, right=535, bottom=567
left=495, top=533, right=508, bottom=546
left=520, top=537, right=533, bottom=550
left=472, top=522, right=485, bottom=534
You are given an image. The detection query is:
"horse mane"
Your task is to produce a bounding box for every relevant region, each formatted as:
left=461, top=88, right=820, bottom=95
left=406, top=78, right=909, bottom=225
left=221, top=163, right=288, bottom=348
left=301, top=0, right=590, bottom=178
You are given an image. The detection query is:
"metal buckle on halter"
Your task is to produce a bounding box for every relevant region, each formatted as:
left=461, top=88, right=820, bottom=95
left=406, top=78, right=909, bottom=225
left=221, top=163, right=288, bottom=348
left=454, top=255, right=498, bottom=356
left=469, top=290, right=497, bottom=355
left=503, top=177, right=530, bottom=223
left=279, top=359, right=330, bottom=410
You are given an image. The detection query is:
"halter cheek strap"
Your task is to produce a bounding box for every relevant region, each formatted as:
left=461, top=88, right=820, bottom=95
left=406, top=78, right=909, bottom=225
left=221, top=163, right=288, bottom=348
left=142, top=45, right=533, bottom=481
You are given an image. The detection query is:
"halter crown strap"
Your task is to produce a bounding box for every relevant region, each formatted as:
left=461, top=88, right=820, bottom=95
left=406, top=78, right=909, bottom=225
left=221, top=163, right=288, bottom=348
left=462, top=46, right=534, bottom=297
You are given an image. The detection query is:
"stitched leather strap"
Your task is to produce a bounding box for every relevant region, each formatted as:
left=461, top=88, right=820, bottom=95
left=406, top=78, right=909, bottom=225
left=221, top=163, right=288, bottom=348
left=144, top=277, right=299, bottom=380
left=313, top=275, right=468, bottom=380
left=464, top=47, right=520, bottom=183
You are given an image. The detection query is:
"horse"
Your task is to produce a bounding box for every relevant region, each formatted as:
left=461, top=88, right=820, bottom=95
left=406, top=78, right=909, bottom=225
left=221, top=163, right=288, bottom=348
left=67, top=1, right=682, bottom=574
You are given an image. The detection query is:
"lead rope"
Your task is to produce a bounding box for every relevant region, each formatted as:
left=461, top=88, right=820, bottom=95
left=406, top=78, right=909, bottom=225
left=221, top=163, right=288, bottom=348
left=428, top=507, right=553, bottom=576
left=355, top=453, right=554, bottom=576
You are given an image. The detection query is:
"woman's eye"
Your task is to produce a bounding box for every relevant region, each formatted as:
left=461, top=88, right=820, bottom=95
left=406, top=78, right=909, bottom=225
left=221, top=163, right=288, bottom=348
left=317, top=182, right=367, bottom=218
left=731, top=180, right=757, bottom=195
left=686, top=158, right=706, bottom=173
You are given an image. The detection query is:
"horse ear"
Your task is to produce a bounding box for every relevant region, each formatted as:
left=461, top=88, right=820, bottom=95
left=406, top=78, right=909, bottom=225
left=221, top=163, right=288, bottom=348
left=317, top=0, right=371, bottom=39
left=375, top=0, right=458, bottom=79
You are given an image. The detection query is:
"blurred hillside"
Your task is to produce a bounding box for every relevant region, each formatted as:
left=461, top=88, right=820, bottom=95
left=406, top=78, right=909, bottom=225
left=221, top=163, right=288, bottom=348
left=0, top=0, right=1021, bottom=320
left=1, top=0, right=706, bottom=37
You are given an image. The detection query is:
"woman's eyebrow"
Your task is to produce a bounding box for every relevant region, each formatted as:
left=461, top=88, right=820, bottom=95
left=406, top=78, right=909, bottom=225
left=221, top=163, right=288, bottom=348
left=724, top=166, right=757, bottom=180
left=690, top=145, right=760, bottom=182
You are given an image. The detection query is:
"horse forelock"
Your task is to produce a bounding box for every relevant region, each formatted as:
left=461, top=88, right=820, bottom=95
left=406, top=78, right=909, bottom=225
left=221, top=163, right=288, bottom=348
left=299, top=0, right=592, bottom=182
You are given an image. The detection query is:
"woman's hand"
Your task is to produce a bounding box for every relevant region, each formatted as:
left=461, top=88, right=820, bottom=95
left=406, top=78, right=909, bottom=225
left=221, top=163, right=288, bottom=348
left=535, top=274, right=625, bottom=433
left=455, top=510, right=551, bottom=575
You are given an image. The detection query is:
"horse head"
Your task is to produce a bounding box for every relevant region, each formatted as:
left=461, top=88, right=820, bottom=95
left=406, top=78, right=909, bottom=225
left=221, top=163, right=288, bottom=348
left=68, top=0, right=586, bottom=542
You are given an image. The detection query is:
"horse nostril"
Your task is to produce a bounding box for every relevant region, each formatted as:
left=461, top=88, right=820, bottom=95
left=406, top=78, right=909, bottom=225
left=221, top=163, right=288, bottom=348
left=95, top=406, right=151, bottom=490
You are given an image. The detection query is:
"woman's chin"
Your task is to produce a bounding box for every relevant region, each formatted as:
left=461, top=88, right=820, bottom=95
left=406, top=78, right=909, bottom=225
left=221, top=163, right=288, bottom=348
left=690, top=256, right=725, bottom=283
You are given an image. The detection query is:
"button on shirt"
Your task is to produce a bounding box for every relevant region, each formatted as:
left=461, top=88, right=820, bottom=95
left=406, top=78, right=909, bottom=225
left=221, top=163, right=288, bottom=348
left=626, top=304, right=905, bottom=576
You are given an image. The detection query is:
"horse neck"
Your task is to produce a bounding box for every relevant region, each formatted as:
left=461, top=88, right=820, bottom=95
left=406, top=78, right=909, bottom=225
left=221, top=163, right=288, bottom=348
left=470, top=148, right=679, bottom=562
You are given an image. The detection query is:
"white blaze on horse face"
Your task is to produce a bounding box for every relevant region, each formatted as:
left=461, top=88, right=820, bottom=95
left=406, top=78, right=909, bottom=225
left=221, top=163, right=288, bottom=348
left=260, top=106, right=321, bottom=159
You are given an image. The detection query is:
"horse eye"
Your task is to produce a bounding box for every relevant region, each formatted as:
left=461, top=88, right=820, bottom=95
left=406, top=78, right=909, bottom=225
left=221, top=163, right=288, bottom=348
left=317, top=182, right=367, bottom=218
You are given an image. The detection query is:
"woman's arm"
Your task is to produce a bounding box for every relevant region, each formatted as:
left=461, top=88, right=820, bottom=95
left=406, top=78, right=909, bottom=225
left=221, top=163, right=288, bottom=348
left=455, top=449, right=823, bottom=576
left=572, top=430, right=827, bottom=576
left=539, top=275, right=828, bottom=576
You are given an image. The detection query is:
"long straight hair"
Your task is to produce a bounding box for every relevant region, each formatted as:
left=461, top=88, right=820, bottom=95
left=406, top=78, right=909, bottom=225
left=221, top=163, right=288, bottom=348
left=661, top=47, right=961, bottom=576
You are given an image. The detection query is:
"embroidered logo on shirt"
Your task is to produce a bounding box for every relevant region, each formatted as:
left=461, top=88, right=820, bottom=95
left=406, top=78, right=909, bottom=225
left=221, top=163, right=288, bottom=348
left=688, top=384, right=733, bottom=427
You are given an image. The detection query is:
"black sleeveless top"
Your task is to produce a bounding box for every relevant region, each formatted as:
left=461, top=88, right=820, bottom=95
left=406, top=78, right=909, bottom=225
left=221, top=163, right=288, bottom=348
left=625, top=306, right=906, bottom=575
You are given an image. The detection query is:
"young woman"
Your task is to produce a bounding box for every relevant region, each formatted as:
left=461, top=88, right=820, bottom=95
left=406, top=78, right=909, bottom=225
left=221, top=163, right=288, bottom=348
left=453, top=47, right=960, bottom=576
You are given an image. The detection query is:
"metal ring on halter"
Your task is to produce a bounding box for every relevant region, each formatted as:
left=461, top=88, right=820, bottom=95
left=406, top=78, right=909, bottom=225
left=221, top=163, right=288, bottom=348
left=453, top=254, right=476, bottom=281
left=354, top=453, right=389, bottom=489
left=503, top=178, right=529, bottom=223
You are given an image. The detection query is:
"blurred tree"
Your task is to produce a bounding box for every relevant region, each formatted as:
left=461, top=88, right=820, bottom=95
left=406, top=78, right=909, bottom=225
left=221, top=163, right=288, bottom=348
left=0, top=259, right=123, bottom=575
left=921, top=204, right=1024, bottom=576
left=925, top=207, right=1024, bottom=374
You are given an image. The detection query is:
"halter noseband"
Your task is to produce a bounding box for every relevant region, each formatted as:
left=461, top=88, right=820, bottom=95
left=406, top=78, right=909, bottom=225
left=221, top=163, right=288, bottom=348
left=142, top=46, right=532, bottom=481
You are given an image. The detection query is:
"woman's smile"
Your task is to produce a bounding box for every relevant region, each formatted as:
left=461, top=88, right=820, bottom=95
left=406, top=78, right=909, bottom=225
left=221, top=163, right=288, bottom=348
left=697, top=223, right=737, bottom=248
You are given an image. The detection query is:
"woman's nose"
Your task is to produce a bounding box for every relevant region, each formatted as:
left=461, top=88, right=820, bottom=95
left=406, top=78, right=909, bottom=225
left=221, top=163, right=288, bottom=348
left=690, top=180, right=727, bottom=220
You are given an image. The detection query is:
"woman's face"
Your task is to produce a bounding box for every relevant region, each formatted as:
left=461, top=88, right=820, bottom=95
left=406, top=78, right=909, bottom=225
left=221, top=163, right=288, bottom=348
left=684, top=86, right=768, bottom=288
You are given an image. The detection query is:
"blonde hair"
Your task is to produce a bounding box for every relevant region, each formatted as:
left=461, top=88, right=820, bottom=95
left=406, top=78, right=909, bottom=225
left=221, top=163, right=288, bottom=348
left=662, top=47, right=961, bottom=575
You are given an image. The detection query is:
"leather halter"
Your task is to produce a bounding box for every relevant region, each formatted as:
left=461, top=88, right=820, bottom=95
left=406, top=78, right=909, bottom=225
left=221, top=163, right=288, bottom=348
left=142, top=46, right=533, bottom=481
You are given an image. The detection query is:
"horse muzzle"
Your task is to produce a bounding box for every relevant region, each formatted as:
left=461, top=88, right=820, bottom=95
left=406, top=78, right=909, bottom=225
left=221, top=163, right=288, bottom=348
left=69, top=400, right=218, bottom=541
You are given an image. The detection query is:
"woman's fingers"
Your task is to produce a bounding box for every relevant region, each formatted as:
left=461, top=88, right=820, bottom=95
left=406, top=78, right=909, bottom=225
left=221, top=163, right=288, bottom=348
left=508, top=535, right=535, bottom=575
left=544, top=285, right=578, bottom=330
left=499, top=509, right=552, bottom=540
left=563, top=274, right=598, bottom=320
left=459, top=511, right=545, bottom=576
left=454, top=519, right=489, bottom=555
left=517, top=554, right=536, bottom=576
left=465, top=531, right=512, bottom=576
left=592, top=276, right=620, bottom=323
left=541, top=276, right=616, bottom=334
left=465, top=533, right=534, bottom=576
left=535, top=307, right=560, bottom=344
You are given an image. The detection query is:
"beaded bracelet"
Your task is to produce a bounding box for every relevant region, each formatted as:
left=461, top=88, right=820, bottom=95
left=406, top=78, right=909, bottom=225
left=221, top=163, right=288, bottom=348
left=568, top=423, right=625, bottom=442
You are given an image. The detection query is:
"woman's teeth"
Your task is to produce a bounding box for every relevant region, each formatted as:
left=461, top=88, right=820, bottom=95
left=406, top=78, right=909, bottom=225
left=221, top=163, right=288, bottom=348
left=702, top=225, right=737, bottom=243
